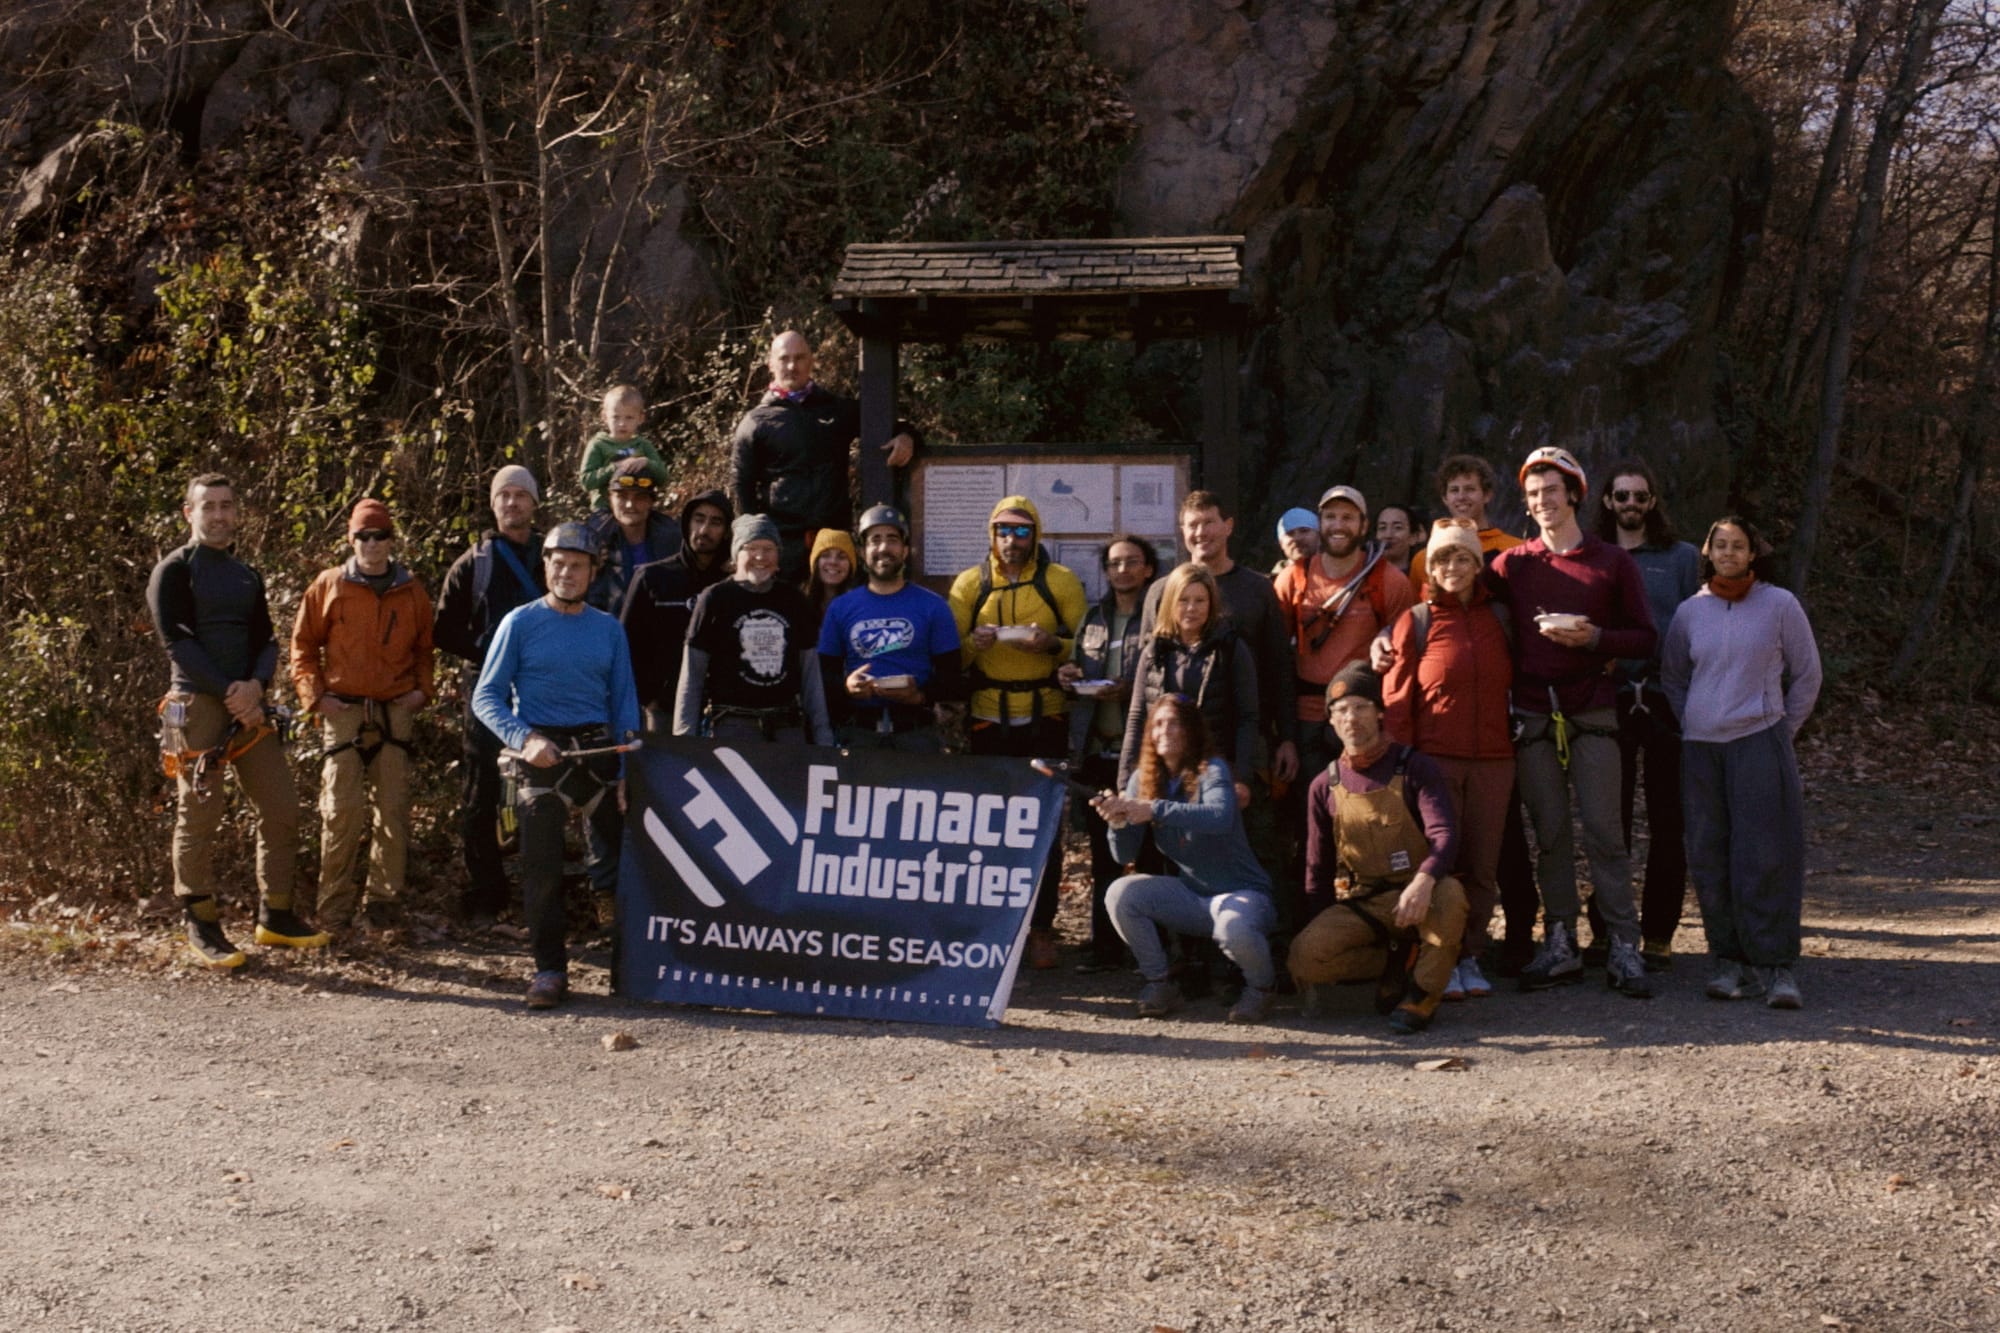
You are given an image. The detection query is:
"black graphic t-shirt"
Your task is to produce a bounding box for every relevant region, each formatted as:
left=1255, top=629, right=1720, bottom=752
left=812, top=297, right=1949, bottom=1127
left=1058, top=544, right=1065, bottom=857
left=686, top=579, right=818, bottom=710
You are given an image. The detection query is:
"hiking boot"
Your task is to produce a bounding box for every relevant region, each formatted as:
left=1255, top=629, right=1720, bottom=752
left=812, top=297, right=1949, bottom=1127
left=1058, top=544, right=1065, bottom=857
left=186, top=915, right=247, bottom=969
left=525, top=970, right=568, bottom=1010
left=1386, top=1003, right=1432, bottom=1035
left=1374, top=943, right=1415, bottom=1014
left=1225, top=986, right=1269, bottom=1025
left=1764, top=967, right=1803, bottom=1010
left=1518, top=921, right=1583, bottom=991
left=1606, top=939, right=1654, bottom=999
left=1135, top=979, right=1184, bottom=1018
left=1641, top=937, right=1674, bottom=972
left=1442, top=962, right=1468, bottom=1002
left=1705, top=960, right=1765, bottom=1001
left=1457, top=957, right=1493, bottom=998
left=1027, top=929, right=1060, bottom=970
left=255, top=906, right=332, bottom=950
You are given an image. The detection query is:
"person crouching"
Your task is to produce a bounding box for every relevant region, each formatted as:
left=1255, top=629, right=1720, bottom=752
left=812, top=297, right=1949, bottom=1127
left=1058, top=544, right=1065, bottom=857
left=1093, top=694, right=1279, bottom=1025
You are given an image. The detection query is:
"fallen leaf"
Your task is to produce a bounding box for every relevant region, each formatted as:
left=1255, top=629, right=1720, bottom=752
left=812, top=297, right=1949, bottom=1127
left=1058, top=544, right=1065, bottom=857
left=722, top=1239, right=749, bottom=1253
left=1244, top=1045, right=1271, bottom=1060
left=1415, top=1057, right=1467, bottom=1072
left=46, top=982, right=79, bottom=994
left=596, top=1183, right=632, bottom=1200
left=600, top=1032, right=638, bottom=1052
left=559, top=1271, right=598, bottom=1291
left=1886, top=1173, right=1908, bottom=1193
left=221, top=1171, right=250, bottom=1184
left=326, top=1138, right=356, bottom=1151
left=1154, top=1325, right=1185, bottom=1333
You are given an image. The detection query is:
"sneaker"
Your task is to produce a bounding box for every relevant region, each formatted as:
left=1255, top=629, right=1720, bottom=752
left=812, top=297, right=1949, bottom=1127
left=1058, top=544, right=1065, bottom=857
left=1225, top=986, right=1269, bottom=1025
left=186, top=916, right=247, bottom=969
left=1134, top=979, right=1184, bottom=1018
left=1606, top=939, right=1654, bottom=999
left=253, top=906, right=331, bottom=950
left=1765, top=967, right=1803, bottom=1010
left=1641, top=937, right=1674, bottom=972
left=1027, top=929, right=1060, bottom=970
left=1457, top=957, right=1493, bottom=998
left=1442, top=963, right=1468, bottom=1002
left=525, top=970, right=568, bottom=1010
left=1386, top=1003, right=1432, bottom=1035
left=1705, top=960, right=1766, bottom=1001
left=1518, top=921, right=1583, bottom=991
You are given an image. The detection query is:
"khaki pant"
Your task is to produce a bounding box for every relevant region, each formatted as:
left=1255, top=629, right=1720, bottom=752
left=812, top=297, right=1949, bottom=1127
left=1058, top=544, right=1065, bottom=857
left=315, top=701, right=414, bottom=925
left=1287, top=876, right=1468, bottom=1018
left=170, top=691, right=299, bottom=909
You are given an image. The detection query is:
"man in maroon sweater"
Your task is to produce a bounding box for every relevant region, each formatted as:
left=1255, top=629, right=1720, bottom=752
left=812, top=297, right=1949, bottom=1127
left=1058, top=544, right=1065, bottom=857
left=1487, top=447, right=1657, bottom=998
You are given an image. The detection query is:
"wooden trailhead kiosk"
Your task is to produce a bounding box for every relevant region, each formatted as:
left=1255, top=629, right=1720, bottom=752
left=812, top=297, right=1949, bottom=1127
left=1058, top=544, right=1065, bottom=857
left=831, top=237, right=1249, bottom=597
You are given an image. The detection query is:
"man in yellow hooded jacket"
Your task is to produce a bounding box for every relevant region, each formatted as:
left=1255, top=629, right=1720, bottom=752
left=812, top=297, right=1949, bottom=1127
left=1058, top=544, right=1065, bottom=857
left=948, top=496, right=1090, bottom=969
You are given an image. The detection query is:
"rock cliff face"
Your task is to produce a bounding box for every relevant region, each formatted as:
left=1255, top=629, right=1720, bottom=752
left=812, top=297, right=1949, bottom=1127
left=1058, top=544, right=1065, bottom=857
left=1088, top=0, right=1767, bottom=527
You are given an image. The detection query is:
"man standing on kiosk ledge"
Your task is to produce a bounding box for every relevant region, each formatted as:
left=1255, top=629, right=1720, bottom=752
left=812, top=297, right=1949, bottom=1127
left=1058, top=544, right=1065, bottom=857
left=730, top=330, right=921, bottom=583
left=950, top=496, right=1088, bottom=969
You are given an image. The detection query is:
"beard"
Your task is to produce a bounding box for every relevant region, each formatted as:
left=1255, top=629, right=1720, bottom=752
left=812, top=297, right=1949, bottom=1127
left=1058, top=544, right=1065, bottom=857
left=1615, top=508, right=1647, bottom=531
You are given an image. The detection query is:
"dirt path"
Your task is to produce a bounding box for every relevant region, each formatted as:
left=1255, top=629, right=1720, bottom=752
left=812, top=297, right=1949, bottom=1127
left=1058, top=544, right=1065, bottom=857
left=3, top=767, right=1997, bottom=1333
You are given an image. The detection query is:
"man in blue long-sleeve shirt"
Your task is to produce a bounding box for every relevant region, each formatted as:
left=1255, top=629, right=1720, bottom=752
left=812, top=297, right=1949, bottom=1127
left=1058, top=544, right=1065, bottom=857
left=474, top=523, right=641, bottom=1009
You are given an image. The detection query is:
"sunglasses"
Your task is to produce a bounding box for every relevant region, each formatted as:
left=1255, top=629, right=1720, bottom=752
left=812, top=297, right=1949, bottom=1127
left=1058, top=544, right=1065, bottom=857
left=353, top=529, right=393, bottom=543
left=1105, top=557, right=1150, bottom=570
left=611, top=477, right=657, bottom=492
left=992, top=523, right=1034, bottom=540
left=1612, top=489, right=1651, bottom=504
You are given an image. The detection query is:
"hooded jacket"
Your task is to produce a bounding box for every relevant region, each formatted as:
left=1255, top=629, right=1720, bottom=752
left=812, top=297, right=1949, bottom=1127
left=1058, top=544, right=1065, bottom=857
left=946, top=496, right=1089, bottom=723
left=619, top=489, right=735, bottom=712
left=1381, top=581, right=1514, bottom=761
left=290, top=558, right=436, bottom=709
left=729, top=384, right=921, bottom=536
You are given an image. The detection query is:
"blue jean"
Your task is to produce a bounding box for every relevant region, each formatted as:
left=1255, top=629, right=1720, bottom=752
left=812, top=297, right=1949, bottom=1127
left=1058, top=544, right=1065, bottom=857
left=1106, top=875, right=1278, bottom=990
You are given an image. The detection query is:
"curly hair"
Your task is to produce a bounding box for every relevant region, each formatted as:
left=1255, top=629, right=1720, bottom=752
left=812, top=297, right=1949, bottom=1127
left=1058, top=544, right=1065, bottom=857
left=1135, top=694, right=1215, bottom=803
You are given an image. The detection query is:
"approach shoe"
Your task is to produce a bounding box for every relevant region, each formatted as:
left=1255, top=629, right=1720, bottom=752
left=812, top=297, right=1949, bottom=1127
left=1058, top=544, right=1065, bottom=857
left=1517, top=920, right=1583, bottom=991
left=1386, top=1002, right=1433, bottom=1036
left=1704, top=960, right=1766, bottom=1001
left=1225, top=986, right=1269, bottom=1025
left=186, top=916, right=247, bottom=969
left=1134, top=979, right=1184, bottom=1019
left=1606, top=939, right=1654, bottom=999
left=1442, top=963, right=1468, bottom=1002
left=1641, top=937, right=1674, bottom=972
left=1764, top=966, right=1803, bottom=1010
left=525, top=970, right=569, bottom=1010
left=1457, top=957, right=1493, bottom=998
left=255, top=907, right=332, bottom=950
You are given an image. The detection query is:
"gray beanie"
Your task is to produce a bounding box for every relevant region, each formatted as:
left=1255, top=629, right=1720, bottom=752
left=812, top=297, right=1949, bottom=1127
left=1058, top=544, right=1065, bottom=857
left=490, top=464, right=540, bottom=501
left=730, top=513, right=781, bottom=560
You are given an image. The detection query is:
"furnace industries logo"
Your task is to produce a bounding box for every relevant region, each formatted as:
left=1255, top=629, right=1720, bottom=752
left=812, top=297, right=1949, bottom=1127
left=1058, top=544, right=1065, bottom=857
left=640, top=747, right=797, bottom=909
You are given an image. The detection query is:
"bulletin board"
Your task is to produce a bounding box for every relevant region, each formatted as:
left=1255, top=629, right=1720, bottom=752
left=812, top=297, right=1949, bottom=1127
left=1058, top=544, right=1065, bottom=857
left=910, top=447, right=1195, bottom=602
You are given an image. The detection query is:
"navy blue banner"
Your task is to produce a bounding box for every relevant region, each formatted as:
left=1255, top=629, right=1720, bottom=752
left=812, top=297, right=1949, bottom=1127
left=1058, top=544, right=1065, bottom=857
left=617, top=738, right=1065, bottom=1027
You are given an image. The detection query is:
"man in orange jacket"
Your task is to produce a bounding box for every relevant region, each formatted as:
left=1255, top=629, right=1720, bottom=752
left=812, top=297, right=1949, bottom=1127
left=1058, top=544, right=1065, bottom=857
left=291, top=498, right=435, bottom=933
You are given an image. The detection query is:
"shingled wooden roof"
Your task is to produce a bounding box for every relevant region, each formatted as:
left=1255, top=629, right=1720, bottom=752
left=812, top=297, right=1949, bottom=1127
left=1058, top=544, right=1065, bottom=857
left=832, top=237, right=1248, bottom=342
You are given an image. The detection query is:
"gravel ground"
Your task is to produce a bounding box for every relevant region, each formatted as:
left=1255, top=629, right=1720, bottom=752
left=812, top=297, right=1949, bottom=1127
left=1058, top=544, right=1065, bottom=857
left=2, top=775, right=1996, bottom=1333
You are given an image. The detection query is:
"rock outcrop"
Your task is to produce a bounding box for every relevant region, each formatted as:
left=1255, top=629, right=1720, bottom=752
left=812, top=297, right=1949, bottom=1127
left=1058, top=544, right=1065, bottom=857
left=1088, top=0, right=1767, bottom=528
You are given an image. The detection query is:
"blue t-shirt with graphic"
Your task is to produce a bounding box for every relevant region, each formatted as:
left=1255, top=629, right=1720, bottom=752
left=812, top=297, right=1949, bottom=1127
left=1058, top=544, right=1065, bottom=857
left=818, top=582, right=961, bottom=708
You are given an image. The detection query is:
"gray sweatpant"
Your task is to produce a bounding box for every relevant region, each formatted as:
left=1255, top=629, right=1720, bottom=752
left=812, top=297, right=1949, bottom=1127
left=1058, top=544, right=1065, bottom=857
left=1514, top=708, right=1637, bottom=944
left=1681, top=724, right=1805, bottom=967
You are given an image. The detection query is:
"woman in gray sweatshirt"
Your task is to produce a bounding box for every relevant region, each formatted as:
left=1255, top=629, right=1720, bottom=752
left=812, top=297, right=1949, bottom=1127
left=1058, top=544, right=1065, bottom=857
left=1660, top=517, right=1822, bottom=1010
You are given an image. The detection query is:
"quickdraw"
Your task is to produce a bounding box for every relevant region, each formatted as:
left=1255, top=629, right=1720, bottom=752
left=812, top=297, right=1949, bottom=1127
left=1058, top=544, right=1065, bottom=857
left=1547, top=685, right=1572, bottom=771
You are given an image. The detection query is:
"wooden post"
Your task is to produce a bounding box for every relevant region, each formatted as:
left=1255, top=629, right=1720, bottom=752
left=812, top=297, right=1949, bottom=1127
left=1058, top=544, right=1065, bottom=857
left=1201, top=329, right=1240, bottom=516
left=858, top=333, right=900, bottom=510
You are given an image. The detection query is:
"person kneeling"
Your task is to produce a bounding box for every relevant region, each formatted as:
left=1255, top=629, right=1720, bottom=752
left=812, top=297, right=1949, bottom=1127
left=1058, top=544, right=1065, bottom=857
left=1289, top=663, right=1467, bottom=1035
left=1095, top=695, right=1278, bottom=1025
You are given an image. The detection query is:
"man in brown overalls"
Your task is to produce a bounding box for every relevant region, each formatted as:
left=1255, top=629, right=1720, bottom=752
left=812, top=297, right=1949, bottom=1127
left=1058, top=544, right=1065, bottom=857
left=1289, top=662, right=1467, bottom=1034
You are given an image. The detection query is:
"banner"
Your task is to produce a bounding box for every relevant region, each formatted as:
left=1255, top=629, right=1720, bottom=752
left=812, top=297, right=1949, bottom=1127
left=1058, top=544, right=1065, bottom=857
left=617, top=738, right=1066, bottom=1027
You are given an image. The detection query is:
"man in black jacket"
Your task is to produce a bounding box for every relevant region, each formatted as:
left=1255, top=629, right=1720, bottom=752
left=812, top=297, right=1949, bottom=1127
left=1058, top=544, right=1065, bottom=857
left=433, top=465, right=546, bottom=921
left=620, top=489, right=734, bottom=733
left=730, top=331, right=920, bottom=583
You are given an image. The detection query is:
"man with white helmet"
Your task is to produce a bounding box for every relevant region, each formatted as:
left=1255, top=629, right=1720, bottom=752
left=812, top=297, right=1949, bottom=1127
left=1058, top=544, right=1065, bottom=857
left=473, top=521, right=641, bottom=1009
left=1486, top=446, right=1658, bottom=998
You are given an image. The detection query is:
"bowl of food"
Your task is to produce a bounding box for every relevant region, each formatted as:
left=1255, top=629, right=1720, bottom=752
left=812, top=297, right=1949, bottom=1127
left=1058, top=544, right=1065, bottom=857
left=1534, top=612, right=1588, bottom=633
left=994, top=625, right=1039, bottom=646
left=1067, top=678, right=1119, bottom=698
left=870, top=674, right=915, bottom=691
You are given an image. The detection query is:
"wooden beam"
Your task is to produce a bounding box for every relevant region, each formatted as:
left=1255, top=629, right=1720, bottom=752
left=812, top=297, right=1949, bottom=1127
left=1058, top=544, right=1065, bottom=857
left=1201, top=331, right=1240, bottom=517
left=858, top=335, right=901, bottom=511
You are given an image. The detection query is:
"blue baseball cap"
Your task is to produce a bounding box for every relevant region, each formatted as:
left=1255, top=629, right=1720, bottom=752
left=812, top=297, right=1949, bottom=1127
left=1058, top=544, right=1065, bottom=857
left=1275, top=507, right=1318, bottom=541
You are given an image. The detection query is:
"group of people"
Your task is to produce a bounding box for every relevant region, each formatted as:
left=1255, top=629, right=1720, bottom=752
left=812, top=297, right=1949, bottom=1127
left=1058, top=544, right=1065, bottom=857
left=147, top=331, right=1823, bottom=1025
